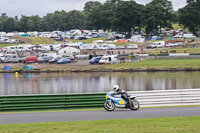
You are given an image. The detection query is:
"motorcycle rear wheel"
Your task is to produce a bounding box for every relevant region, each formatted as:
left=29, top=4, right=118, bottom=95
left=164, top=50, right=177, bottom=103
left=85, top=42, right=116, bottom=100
left=129, top=99, right=140, bottom=111
left=104, top=100, right=115, bottom=111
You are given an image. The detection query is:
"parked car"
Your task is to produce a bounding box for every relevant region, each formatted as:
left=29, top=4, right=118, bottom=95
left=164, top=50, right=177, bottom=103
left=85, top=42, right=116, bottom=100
left=38, top=56, right=54, bottom=63
left=49, top=57, right=62, bottom=64
left=24, top=56, right=38, bottom=63
left=89, top=56, right=102, bottom=65
left=57, top=58, right=71, bottom=64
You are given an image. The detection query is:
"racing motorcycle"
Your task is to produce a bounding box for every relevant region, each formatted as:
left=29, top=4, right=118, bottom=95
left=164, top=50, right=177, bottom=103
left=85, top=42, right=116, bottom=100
left=104, top=91, right=140, bottom=111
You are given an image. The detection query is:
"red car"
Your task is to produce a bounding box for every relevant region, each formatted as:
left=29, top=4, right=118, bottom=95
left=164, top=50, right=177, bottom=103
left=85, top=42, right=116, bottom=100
left=24, top=56, right=38, bottom=63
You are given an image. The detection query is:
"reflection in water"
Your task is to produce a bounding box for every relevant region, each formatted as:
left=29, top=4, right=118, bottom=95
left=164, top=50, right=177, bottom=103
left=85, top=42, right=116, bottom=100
left=0, top=72, right=200, bottom=95
left=3, top=73, right=11, bottom=80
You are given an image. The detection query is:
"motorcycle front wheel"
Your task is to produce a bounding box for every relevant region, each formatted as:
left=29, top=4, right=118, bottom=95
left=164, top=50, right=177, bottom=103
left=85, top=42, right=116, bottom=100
left=129, top=99, right=140, bottom=111
left=104, top=100, right=115, bottom=111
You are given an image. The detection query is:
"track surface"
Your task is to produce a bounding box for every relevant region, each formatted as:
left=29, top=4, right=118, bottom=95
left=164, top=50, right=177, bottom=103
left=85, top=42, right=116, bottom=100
left=0, top=107, right=199, bottom=124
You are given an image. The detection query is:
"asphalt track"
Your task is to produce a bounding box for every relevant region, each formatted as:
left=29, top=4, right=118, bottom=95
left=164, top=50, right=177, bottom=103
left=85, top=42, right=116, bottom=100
left=0, top=107, right=199, bottom=124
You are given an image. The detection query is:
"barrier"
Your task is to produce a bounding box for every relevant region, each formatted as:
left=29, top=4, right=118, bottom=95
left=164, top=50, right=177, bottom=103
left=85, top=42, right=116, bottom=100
left=0, top=89, right=200, bottom=112
left=0, top=93, right=105, bottom=112
left=129, top=89, right=200, bottom=107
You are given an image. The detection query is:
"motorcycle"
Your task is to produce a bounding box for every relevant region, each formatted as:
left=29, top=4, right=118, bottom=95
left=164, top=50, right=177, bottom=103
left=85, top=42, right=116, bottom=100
left=104, top=91, right=140, bottom=111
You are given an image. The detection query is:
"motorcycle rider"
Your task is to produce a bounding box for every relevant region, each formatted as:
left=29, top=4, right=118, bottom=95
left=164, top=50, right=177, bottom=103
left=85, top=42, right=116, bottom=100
left=113, top=85, right=130, bottom=105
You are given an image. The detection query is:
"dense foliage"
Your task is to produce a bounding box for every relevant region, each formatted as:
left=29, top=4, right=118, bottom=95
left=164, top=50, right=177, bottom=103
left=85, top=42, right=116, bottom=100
left=0, top=0, right=198, bottom=36
left=179, top=0, right=200, bottom=36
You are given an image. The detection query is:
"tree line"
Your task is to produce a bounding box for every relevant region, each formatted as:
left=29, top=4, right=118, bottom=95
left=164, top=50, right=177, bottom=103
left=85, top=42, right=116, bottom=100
left=0, top=0, right=198, bottom=36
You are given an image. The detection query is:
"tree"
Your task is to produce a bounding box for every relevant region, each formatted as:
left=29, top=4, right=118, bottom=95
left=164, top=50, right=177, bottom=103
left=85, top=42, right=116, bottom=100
left=84, top=1, right=102, bottom=12
left=84, top=1, right=103, bottom=30
left=179, top=0, right=200, bottom=36
left=112, top=0, right=144, bottom=37
left=19, top=15, right=29, bottom=32
left=0, top=13, right=19, bottom=32
left=43, top=13, right=55, bottom=31
left=26, top=15, right=41, bottom=31
left=100, top=0, right=121, bottom=31
left=144, top=0, right=174, bottom=35
left=65, top=10, right=85, bottom=30
left=4, top=17, right=18, bottom=32
left=0, top=21, right=3, bottom=31
left=85, top=4, right=104, bottom=30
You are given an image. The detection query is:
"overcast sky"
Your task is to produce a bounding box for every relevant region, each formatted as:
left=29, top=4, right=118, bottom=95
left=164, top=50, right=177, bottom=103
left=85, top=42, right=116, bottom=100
left=0, top=0, right=187, bottom=17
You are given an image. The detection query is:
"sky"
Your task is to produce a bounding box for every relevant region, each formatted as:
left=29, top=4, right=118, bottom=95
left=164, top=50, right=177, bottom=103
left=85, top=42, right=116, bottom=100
left=0, top=0, right=187, bottom=17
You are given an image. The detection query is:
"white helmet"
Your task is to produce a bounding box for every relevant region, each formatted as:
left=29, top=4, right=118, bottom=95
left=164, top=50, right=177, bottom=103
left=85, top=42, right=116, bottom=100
left=113, top=85, right=119, bottom=92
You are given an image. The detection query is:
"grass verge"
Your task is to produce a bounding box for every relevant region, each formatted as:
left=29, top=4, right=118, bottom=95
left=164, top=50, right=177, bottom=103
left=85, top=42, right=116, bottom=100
left=106, top=59, right=200, bottom=70
left=146, top=47, right=200, bottom=54
left=0, top=116, right=199, bottom=133
left=0, top=37, right=57, bottom=47
left=0, top=105, right=199, bottom=115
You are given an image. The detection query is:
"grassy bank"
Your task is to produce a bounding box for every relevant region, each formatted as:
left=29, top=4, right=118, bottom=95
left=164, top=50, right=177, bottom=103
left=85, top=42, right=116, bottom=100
left=0, top=37, right=57, bottom=47
left=1, top=59, right=200, bottom=72
left=0, top=116, right=199, bottom=133
left=103, top=59, right=200, bottom=70
left=145, top=47, right=200, bottom=54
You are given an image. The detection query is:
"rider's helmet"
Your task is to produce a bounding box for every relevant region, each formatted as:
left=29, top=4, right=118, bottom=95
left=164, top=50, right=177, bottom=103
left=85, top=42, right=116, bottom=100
left=113, top=85, right=119, bottom=92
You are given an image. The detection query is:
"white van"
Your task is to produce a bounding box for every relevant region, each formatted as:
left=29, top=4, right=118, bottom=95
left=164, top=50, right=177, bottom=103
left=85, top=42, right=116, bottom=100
left=99, top=55, right=118, bottom=64
left=183, top=34, right=196, bottom=39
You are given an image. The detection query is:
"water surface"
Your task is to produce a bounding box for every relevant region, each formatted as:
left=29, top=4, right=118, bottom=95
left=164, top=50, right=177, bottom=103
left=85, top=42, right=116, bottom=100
left=0, top=72, right=200, bottom=95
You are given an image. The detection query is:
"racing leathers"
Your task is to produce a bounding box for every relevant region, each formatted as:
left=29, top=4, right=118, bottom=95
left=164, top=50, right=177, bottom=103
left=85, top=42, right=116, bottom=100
left=114, top=88, right=129, bottom=101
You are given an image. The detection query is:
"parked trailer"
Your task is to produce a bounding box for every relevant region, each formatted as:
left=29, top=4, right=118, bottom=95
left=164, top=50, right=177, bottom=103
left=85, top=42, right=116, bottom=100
left=3, top=54, right=20, bottom=63
left=39, top=53, right=57, bottom=58
left=99, top=55, right=118, bottom=64
left=147, top=41, right=165, bottom=49
left=127, top=35, right=145, bottom=43
left=127, top=44, right=138, bottom=49
left=100, top=44, right=117, bottom=50
left=0, top=53, right=5, bottom=63
left=79, top=44, right=100, bottom=50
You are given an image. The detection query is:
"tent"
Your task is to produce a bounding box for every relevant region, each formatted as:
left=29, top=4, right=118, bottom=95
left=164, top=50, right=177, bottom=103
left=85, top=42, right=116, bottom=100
left=3, top=65, right=11, bottom=70
left=58, top=47, right=80, bottom=55
left=21, top=34, right=29, bottom=37
left=24, top=65, right=36, bottom=71
left=151, top=36, right=163, bottom=40
left=117, top=39, right=126, bottom=42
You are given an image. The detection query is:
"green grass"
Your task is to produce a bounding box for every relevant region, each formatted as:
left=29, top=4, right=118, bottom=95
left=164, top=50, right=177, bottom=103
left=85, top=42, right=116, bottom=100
left=0, top=37, right=57, bottom=47
left=68, top=37, right=142, bottom=46
left=0, top=43, right=22, bottom=47
left=68, top=38, right=107, bottom=44
left=106, top=59, right=200, bottom=69
left=172, top=24, right=189, bottom=32
left=28, top=37, right=56, bottom=44
left=0, top=116, right=199, bottom=133
left=172, top=24, right=183, bottom=31
left=146, top=47, right=200, bottom=54
left=0, top=105, right=199, bottom=115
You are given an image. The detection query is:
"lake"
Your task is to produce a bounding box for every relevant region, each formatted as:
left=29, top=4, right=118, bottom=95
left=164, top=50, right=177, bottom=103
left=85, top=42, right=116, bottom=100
left=0, top=72, right=200, bottom=95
